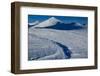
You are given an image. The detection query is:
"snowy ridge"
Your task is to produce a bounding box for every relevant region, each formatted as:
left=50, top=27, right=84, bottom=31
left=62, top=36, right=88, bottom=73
left=33, top=17, right=62, bottom=28
left=28, top=17, right=88, bottom=60
left=28, top=21, right=39, bottom=27
left=30, top=17, right=86, bottom=30
left=68, top=22, right=84, bottom=27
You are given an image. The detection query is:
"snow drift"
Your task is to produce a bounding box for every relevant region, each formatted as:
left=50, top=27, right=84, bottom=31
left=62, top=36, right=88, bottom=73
left=28, top=17, right=88, bottom=60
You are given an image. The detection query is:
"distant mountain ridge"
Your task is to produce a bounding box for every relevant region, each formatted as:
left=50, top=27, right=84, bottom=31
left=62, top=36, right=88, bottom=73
left=30, top=17, right=87, bottom=30
left=34, top=17, right=62, bottom=28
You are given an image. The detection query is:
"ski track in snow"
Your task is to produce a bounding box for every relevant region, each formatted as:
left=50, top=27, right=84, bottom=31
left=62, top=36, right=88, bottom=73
left=28, top=33, right=71, bottom=60
left=28, top=17, right=88, bottom=60
left=29, top=28, right=88, bottom=59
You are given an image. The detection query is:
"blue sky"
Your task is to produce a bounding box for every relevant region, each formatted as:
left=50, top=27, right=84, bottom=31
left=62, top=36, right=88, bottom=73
left=28, top=15, right=88, bottom=25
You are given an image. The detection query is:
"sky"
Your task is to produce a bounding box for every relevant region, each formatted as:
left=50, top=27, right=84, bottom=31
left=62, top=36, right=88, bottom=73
left=28, top=14, right=88, bottom=25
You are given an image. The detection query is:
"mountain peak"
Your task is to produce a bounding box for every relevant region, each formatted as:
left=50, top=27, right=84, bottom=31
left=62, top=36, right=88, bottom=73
left=69, top=22, right=83, bottom=27
left=34, top=17, right=62, bottom=28
left=48, top=17, right=62, bottom=23
left=49, top=17, right=56, bottom=20
left=49, top=17, right=58, bottom=20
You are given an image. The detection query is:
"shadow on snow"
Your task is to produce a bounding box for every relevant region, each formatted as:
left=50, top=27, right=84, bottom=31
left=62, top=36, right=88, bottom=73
left=35, top=22, right=85, bottom=30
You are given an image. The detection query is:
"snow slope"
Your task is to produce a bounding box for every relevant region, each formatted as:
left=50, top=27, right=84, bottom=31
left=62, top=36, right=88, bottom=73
left=32, top=17, right=85, bottom=30
left=29, top=28, right=88, bottom=59
left=33, top=17, right=62, bottom=28
left=28, top=17, right=88, bottom=60
left=28, top=21, right=39, bottom=27
left=28, top=33, right=71, bottom=60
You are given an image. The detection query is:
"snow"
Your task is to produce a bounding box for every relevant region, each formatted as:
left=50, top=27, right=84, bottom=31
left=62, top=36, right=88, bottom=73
left=28, top=33, right=67, bottom=60
left=28, top=21, right=39, bottom=26
left=31, top=17, right=86, bottom=30
left=29, top=28, right=88, bottom=59
left=28, top=17, right=88, bottom=60
left=33, top=17, right=62, bottom=28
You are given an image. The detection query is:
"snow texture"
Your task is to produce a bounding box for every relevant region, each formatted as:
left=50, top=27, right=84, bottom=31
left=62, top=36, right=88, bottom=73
left=28, top=21, right=39, bottom=28
left=33, top=17, right=62, bottom=28
left=28, top=17, right=88, bottom=60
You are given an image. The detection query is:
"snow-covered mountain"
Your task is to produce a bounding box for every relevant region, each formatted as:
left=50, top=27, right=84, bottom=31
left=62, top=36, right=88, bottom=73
left=34, top=17, right=62, bottom=28
left=28, top=21, right=39, bottom=27
left=32, top=17, right=86, bottom=30
left=68, top=22, right=83, bottom=27
left=45, top=22, right=85, bottom=30
left=28, top=16, right=88, bottom=60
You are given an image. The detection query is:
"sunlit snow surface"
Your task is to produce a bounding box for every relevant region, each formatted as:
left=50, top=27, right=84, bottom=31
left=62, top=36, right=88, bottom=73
left=28, top=28, right=88, bottom=60
left=28, top=17, right=88, bottom=60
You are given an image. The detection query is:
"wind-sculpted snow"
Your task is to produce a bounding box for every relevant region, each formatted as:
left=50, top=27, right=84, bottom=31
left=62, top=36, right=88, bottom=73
left=29, top=28, right=88, bottom=59
left=28, top=33, right=71, bottom=60
left=28, top=17, right=88, bottom=60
